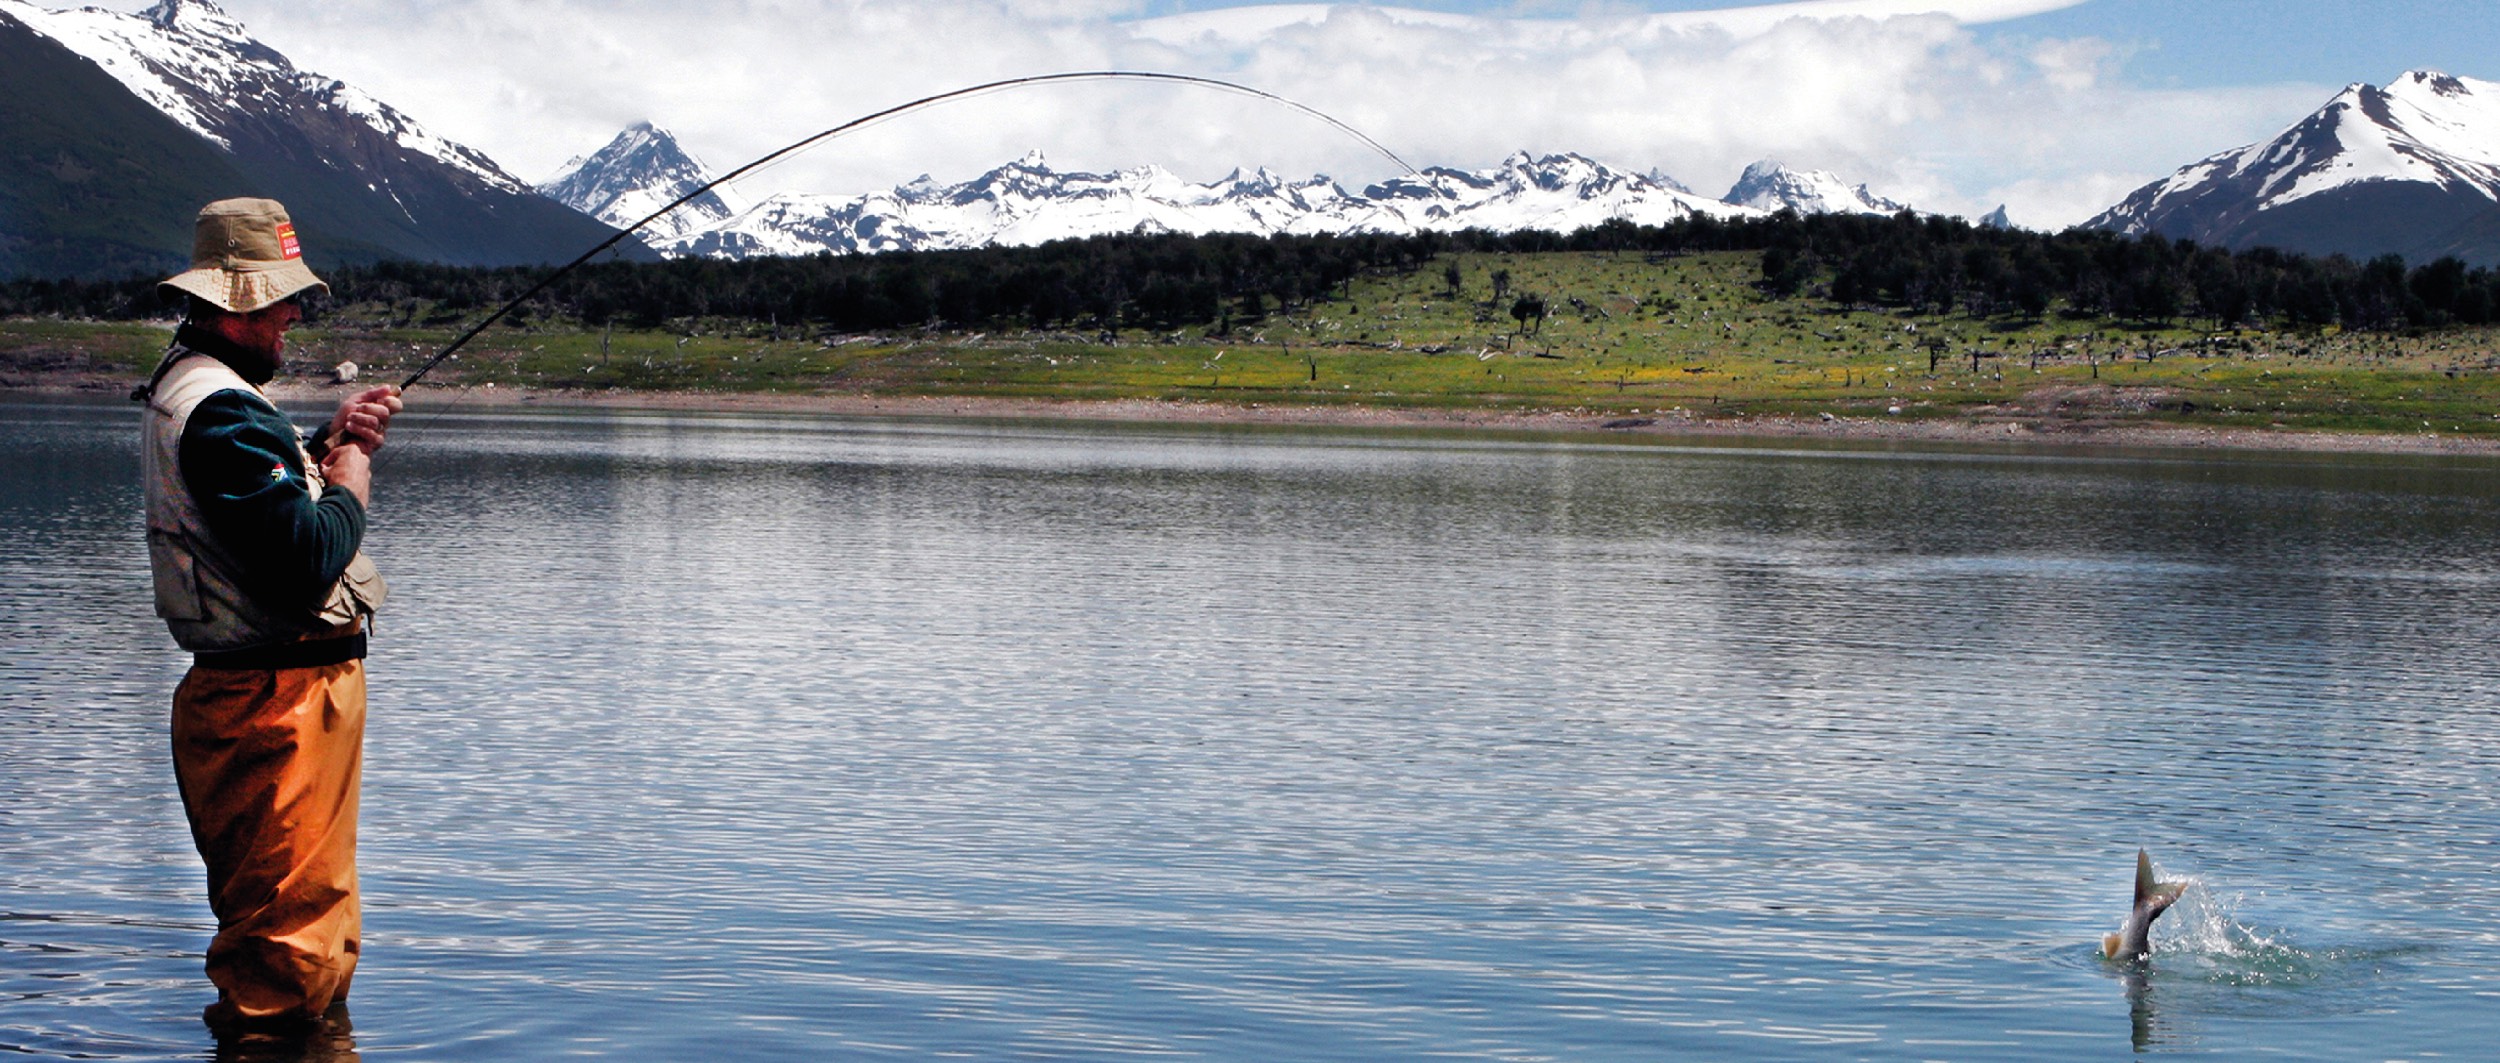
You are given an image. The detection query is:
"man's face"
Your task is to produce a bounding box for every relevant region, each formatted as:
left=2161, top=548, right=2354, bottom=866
left=203, top=297, right=301, bottom=378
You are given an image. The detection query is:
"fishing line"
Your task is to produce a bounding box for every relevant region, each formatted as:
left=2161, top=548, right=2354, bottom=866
left=396, top=70, right=1416, bottom=392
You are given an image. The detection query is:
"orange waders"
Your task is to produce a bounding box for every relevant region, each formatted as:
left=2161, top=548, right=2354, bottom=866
left=170, top=659, right=365, bottom=1029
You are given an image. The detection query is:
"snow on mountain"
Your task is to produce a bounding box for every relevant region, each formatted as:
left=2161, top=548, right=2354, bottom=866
left=667, top=151, right=1384, bottom=259
left=2087, top=70, right=2500, bottom=264
left=0, top=0, right=525, bottom=193
left=542, top=122, right=741, bottom=243
left=541, top=118, right=1931, bottom=262
left=638, top=150, right=1783, bottom=260
left=1722, top=160, right=1909, bottom=216
left=1362, top=151, right=1751, bottom=233
left=1645, top=169, right=1697, bottom=196
left=0, top=0, right=266, bottom=148
left=0, top=0, right=632, bottom=267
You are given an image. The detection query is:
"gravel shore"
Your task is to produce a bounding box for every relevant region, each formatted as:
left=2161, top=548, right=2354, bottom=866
left=217, top=381, right=2500, bottom=457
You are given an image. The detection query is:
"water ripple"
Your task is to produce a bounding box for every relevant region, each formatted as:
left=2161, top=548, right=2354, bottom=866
left=6, top=397, right=2499, bottom=1059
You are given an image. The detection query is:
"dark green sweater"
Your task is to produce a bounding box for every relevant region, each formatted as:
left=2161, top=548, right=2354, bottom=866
left=177, top=370, right=366, bottom=614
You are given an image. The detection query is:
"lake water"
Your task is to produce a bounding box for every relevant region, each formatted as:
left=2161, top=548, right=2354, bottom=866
left=6, top=392, right=2500, bottom=1060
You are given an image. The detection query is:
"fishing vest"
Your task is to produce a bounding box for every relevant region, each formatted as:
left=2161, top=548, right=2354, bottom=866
left=141, top=348, right=388, bottom=653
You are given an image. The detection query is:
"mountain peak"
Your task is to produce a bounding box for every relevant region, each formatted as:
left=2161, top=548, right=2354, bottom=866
left=3, top=0, right=631, bottom=271
left=2383, top=69, right=2500, bottom=123
left=543, top=121, right=737, bottom=241
left=1723, top=159, right=1906, bottom=216
left=133, top=0, right=286, bottom=69
left=1514, top=150, right=1600, bottom=170
left=1644, top=168, right=1696, bottom=195
left=2406, top=70, right=2469, bottom=97
left=2086, top=70, right=2500, bottom=265
left=8, top=0, right=524, bottom=187
left=144, top=0, right=231, bottom=30
left=139, top=0, right=268, bottom=54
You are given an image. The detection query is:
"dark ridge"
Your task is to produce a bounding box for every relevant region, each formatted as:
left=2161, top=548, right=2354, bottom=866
left=0, top=11, right=262, bottom=280
left=0, top=4, right=655, bottom=281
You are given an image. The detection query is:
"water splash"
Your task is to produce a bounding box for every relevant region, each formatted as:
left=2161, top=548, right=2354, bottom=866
left=2083, top=863, right=2429, bottom=1052
left=2159, top=881, right=2334, bottom=987
left=2160, top=870, right=2432, bottom=988
left=2097, top=863, right=2427, bottom=1023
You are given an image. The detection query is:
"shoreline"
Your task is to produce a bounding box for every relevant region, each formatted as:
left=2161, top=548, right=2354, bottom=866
left=272, top=382, right=2500, bottom=456
left=15, top=376, right=2499, bottom=456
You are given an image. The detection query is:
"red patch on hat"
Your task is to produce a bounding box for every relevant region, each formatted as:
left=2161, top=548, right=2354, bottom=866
left=276, top=222, right=301, bottom=260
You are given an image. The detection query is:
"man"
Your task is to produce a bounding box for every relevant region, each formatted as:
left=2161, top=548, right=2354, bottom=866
left=134, top=198, right=402, bottom=1038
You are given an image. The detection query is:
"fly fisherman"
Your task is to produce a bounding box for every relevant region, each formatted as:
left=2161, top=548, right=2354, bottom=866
left=134, top=198, right=401, bottom=1039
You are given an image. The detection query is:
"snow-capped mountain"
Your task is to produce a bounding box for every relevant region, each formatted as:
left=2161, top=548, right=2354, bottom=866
left=664, top=151, right=1394, bottom=259
left=541, top=122, right=741, bottom=244
left=0, top=7, right=250, bottom=278
left=547, top=132, right=1927, bottom=261
left=2088, top=70, right=2500, bottom=265
left=0, top=0, right=632, bottom=272
left=1363, top=151, right=1751, bottom=232
left=1722, top=160, right=1908, bottom=216
left=558, top=147, right=1895, bottom=260
left=1, top=0, right=518, bottom=189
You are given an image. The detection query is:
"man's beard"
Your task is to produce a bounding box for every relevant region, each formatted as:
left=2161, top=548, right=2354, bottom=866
left=174, top=323, right=280, bottom=384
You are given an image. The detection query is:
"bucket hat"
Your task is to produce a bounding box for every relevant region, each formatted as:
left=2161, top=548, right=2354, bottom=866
left=158, top=198, right=329, bottom=313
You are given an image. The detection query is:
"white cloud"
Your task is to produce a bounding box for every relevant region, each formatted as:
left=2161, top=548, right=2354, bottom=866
left=163, top=0, right=2329, bottom=228
left=1132, top=0, right=2091, bottom=47
left=1898, top=78, right=2330, bottom=224
left=1977, top=172, right=2158, bottom=230
left=2026, top=35, right=2116, bottom=93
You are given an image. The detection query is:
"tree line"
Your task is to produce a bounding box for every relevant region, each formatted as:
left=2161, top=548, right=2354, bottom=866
left=6, top=212, right=2496, bottom=334
left=1756, top=212, right=2499, bottom=330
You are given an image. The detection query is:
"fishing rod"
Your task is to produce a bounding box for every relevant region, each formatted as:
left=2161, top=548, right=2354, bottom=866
left=398, top=70, right=1417, bottom=391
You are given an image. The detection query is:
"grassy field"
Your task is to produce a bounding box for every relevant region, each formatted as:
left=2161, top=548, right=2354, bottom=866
left=10, top=250, right=2500, bottom=436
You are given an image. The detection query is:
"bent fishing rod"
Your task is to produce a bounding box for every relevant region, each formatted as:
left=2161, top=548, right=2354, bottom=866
left=397, top=70, right=1416, bottom=391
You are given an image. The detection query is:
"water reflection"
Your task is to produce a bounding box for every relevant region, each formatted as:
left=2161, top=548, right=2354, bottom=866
left=2119, top=963, right=2153, bottom=1051
left=210, top=1006, right=359, bottom=1063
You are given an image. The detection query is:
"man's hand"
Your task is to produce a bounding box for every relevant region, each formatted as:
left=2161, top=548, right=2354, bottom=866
left=327, top=385, right=403, bottom=453
left=320, top=442, right=371, bottom=507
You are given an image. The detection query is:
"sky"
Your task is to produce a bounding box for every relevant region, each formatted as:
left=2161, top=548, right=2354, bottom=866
left=122, top=0, right=2495, bottom=228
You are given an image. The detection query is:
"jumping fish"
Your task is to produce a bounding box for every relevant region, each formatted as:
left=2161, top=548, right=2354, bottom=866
left=2102, top=849, right=2189, bottom=961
